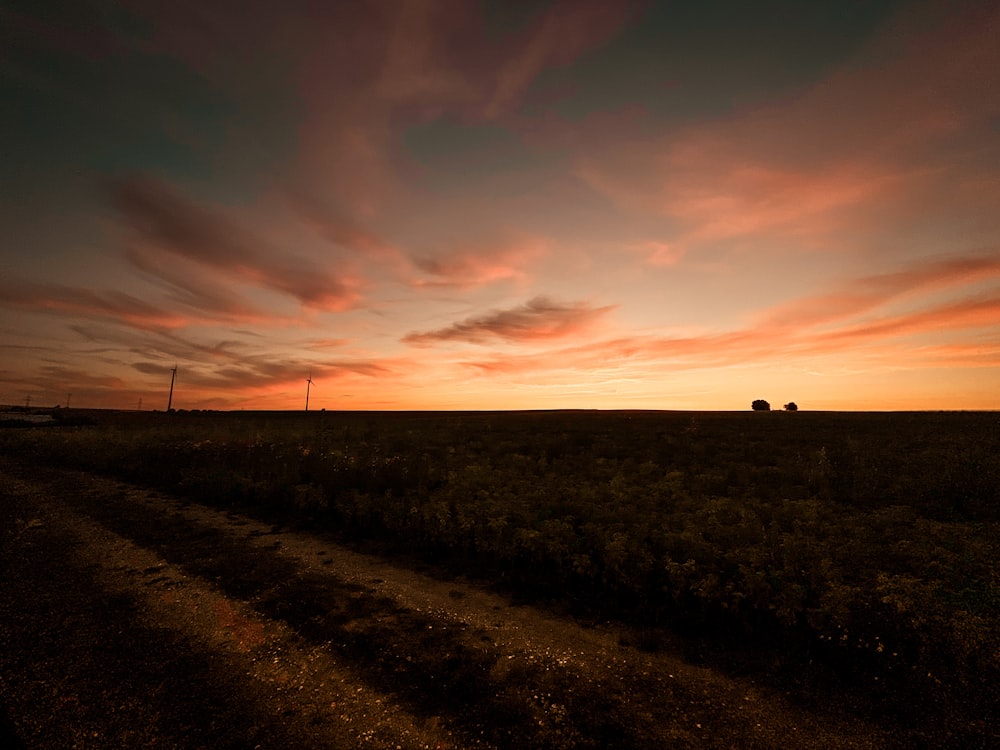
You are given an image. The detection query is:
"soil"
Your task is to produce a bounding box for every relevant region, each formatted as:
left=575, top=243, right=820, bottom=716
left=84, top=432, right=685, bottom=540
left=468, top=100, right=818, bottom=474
left=1, top=457, right=914, bottom=748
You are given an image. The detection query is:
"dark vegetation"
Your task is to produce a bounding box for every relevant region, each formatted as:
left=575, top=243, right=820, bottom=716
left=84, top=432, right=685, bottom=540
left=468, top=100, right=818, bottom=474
left=3, top=409, right=998, bottom=740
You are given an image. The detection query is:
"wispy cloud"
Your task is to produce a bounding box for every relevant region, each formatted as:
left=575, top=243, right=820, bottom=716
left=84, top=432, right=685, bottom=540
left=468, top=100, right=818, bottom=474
left=410, top=235, right=547, bottom=288
left=124, top=247, right=274, bottom=321
left=633, top=241, right=685, bottom=267
left=4, top=1, right=998, bottom=411
left=458, top=252, right=1000, bottom=375
left=132, top=356, right=391, bottom=392
left=404, top=296, right=616, bottom=345
left=483, top=0, right=638, bottom=118
left=0, top=279, right=192, bottom=330
left=37, top=365, right=128, bottom=391
left=110, top=175, right=362, bottom=311
left=759, top=252, right=1000, bottom=329
left=815, top=294, right=1000, bottom=346
left=574, top=1, right=1000, bottom=256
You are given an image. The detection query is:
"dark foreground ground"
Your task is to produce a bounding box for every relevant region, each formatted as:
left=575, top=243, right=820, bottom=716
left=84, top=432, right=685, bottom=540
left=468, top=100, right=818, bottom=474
left=0, top=457, right=957, bottom=749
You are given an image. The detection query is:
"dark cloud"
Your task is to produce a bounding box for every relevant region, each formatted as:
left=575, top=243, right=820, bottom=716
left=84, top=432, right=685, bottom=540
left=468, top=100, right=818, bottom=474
left=403, top=296, right=616, bottom=345
left=109, top=174, right=361, bottom=311
left=132, top=361, right=171, bottom=376
left=37, top=364, right=127, bottom=390
left=0, top=278, right=189, bottom=329
left=109, top=175, right=245, bottom=264
left=124, top=247, right=270, bottom=320
left=132, top=356, right=390, bottom=392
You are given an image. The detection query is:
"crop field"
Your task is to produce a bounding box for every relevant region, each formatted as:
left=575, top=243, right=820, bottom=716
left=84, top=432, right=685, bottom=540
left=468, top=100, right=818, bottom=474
left=2, top=408, right=998, bottom=745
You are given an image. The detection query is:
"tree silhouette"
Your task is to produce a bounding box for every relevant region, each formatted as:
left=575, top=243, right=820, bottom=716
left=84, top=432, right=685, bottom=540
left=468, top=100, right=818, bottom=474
left=751, top=399, right=770, bottom=411
left=784, top=402, right=799, bottom=411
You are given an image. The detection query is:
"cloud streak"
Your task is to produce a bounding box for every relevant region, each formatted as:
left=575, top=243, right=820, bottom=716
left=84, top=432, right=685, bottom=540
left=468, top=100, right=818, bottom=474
left=458, top=252, right=1000, bottom=376
left=760, top=252, right=1000, bottom=330
left=0, top=279, right=192, bottom=330
left=109, top=175, right=362, bottom=311
left=409, top=235, right=547, bottom=289
left=404, top=296, right=616, bottom=345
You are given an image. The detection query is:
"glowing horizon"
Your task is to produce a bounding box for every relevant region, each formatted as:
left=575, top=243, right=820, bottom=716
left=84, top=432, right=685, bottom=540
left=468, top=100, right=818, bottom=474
left=2, top=0, right=999, bottom=412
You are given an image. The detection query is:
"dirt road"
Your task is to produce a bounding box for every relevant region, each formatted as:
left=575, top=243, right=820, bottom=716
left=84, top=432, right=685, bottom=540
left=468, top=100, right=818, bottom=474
left=1, top=459, right=899, bottom=748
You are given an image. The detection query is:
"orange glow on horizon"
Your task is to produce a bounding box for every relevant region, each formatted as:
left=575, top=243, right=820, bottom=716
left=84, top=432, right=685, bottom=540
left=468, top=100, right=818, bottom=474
left=2, top=1, right=998, bottom=412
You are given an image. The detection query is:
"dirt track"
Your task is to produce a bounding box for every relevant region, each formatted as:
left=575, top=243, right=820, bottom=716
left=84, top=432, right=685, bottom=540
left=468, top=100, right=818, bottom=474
left=1, top=459, right=899, bottom=748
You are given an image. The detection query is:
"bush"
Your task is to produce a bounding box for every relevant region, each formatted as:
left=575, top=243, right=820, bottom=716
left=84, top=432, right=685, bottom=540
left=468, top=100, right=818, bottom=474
left=751, top=399, right=770, bottom=411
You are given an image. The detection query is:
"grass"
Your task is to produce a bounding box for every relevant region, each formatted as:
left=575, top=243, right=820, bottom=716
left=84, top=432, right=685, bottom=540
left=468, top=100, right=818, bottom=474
left=3, top=408, right=998, bottom=736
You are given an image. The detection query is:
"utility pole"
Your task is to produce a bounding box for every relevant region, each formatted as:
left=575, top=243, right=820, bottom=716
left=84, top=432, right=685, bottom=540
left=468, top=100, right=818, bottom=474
left=66, top=392, right=71, bottom=409
left=25, top=394, right=31, bottom=408
left=167, top=365, right=177, bottom=410
left=138, top=397, right=143, bottom=411
left=305, top=372, right=314, bottom=412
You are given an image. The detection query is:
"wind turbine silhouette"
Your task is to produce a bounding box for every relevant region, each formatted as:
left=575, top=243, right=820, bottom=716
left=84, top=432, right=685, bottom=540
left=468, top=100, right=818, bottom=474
left=305, top=372, right=314, bottom=412
left=167, top=364, right=177, bottom=411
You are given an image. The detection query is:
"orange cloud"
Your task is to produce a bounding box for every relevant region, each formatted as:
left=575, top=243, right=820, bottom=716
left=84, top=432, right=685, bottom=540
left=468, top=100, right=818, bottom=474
left=817, top=295, right=1000, bottom=346
left=290, top=192, right=401, bottom=260
left=404, top=296, right=616, bottom=346
left=124, top=248, right=278, bottom=322
left=760, top=252, right=1000, bottom=330
left=904, top=342, right=1000, bottom=369
left=457, top=252, right=1000, bottom=377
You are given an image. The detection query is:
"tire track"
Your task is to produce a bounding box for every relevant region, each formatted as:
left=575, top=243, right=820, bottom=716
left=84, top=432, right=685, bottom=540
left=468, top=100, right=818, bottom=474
left=0, top=477, right=438, bottom=749
left=2, top=460, right=901, bottom=748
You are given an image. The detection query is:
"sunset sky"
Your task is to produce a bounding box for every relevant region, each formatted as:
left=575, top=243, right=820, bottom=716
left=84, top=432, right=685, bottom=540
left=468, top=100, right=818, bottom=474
left=2, top=0, right=999, bottom=411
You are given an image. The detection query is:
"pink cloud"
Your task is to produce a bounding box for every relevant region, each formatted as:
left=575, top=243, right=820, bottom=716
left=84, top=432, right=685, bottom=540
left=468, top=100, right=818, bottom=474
left=114, top=0, right=639, bottom=293
left=284, top=0, right=638, bottom=241
left=410, top=235, right=547, bottom=288
left=124, top=247, right=278, bottom=322
left=0, top=279, right=193, bottom=330
left=374, top=0, right=483, bottom=112
left=574, top=1, right=1000, bottom=253
left=403, top=296, right=616, bottom=346
left=290, top=194, right=401, bottom=260
left=110, top=175, right=363, bottom=312
left=575, top=141, right=921, bottom=254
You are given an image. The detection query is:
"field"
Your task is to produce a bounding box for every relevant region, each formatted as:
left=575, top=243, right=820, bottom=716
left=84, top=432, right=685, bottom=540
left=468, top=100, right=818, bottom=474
left=1, top=408, right=998, bottom=747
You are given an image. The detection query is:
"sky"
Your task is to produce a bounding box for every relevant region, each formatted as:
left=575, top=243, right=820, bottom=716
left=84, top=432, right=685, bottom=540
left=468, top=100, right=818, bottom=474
left=2, top=0, right=999, bottom=411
